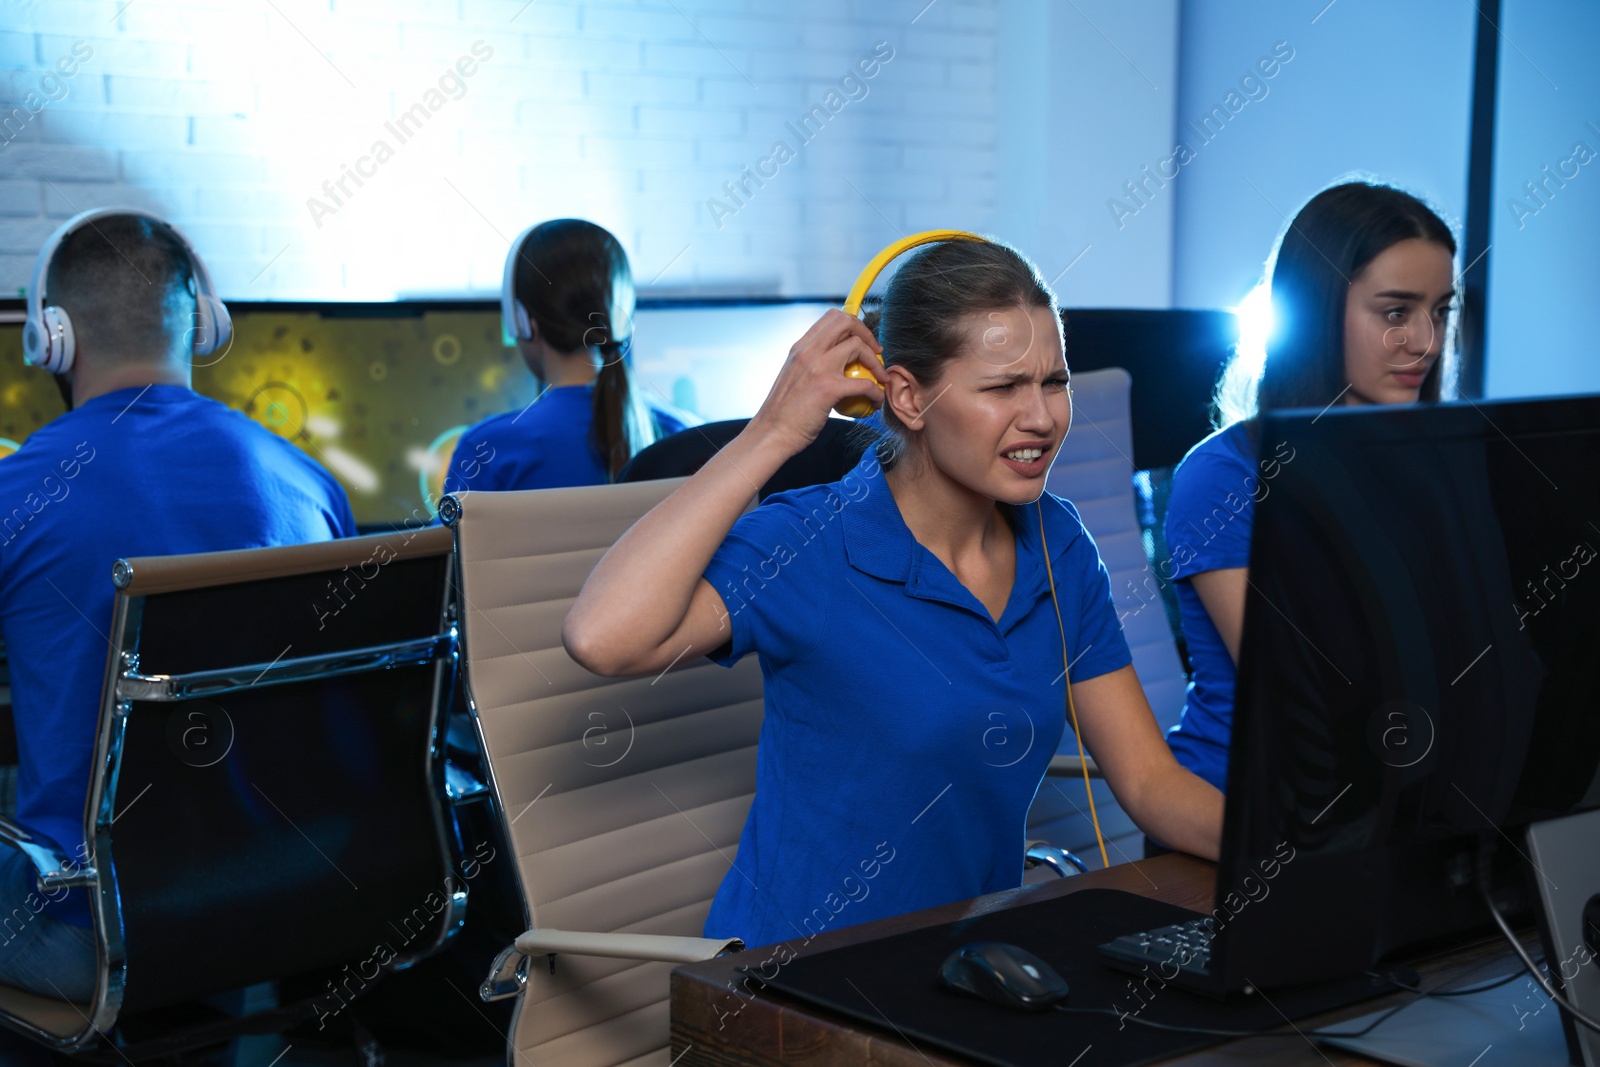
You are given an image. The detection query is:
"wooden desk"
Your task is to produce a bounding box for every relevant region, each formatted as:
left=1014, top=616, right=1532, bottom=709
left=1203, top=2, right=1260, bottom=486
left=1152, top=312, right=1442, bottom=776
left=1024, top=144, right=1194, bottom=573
left=671, top=854, right=1527, bottom=1066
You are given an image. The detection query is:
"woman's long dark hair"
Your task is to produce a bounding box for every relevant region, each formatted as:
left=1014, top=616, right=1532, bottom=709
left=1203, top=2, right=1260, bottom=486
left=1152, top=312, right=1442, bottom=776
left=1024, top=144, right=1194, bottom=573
left=509, top=219, right=655, bottom=478
left=1216, top=181, right=1456, bottom=425
left=863, top=238, right=1060, bottom=465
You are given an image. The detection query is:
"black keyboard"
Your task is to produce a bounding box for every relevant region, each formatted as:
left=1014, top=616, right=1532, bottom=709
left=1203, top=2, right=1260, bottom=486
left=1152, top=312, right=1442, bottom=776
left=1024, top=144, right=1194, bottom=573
left=1097, top=916, right=1218, bottom=991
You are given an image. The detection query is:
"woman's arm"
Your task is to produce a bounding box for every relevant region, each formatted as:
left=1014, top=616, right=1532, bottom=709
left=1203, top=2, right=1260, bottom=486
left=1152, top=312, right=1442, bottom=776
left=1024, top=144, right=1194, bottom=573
left=1189, top=567, right=1248, bottom=665
left=1069, top=664, right=1224, bottom=860
left=563, top=309, right=885, bottom=677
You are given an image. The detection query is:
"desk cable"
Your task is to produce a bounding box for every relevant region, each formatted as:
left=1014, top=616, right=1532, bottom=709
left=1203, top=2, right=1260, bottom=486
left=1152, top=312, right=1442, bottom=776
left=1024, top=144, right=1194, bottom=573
left=1479, top=893, right=1600, bottom=1036
left=1471, top=833, right=1600, bottom=1037
left=1053, top=965, right=1531, bottom=1040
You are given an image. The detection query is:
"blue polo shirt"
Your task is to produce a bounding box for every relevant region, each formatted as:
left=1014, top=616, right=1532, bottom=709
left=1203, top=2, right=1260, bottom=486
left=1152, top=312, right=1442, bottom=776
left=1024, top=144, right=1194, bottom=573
left=701, top=451, right=1132, bottom=950
left=443, top=384, right=687, bottom=494
left=1162, top=423, right=1258, bottom=791
left=0, top=385, right=355, bottom=926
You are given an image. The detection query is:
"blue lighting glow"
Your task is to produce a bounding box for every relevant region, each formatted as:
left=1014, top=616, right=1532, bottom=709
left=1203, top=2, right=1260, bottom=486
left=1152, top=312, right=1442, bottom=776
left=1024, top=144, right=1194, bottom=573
left=1230, top=280, right=1273, bottom=383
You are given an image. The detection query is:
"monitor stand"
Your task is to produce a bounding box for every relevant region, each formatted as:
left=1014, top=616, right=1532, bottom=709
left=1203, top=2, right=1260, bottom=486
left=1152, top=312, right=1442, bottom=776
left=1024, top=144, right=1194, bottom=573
left=1324, top=806, right=1600, bottom=1067
left=1319, top=968, right=1572, bottom=1066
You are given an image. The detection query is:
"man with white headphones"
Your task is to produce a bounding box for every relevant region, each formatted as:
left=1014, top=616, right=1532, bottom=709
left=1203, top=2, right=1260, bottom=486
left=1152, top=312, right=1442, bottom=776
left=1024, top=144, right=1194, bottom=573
left=0, top=209, right=355, bottom=1002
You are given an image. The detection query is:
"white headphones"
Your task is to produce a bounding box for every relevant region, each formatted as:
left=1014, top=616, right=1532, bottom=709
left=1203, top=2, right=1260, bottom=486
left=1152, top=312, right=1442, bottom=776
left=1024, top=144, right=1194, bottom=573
left=500, top=223, right=538, bottom=342
left=23, top=208, right=233, bottom=375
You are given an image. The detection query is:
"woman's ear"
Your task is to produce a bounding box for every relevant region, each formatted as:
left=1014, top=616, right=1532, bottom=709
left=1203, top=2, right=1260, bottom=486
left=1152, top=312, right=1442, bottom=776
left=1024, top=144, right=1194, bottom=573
left=881, top=365, right=927, bottom=430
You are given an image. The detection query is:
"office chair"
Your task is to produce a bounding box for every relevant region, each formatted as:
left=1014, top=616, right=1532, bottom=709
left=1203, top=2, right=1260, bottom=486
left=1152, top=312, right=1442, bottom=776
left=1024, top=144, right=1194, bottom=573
left=0, top=527, right=470, bottom=1058
left=1030, top=368, right=1189, bottom=867
left=442, top=481, right=758, bottom=1067
left=618, top=417, right=866, bottom=498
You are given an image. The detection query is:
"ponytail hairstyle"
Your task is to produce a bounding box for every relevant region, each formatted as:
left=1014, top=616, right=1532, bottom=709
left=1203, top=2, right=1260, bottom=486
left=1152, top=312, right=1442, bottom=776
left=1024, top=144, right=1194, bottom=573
left=1214, top=179, right=1456, bottom=427
left=508, top=219, right=657, bottom=478
left=861, top=238, right=1061, bottom=467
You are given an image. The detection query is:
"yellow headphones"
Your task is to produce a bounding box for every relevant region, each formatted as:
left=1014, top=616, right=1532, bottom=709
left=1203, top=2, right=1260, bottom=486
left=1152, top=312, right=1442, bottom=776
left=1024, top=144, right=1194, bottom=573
left=838, top=230, right=1109, bottom=868
left=834, top=229, right=987, bottom=419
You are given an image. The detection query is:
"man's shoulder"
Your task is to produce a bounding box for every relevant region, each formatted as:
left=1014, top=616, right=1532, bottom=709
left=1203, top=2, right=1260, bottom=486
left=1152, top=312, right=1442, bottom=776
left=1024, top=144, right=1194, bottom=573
left=170, top=398, right=343, bottom=497
left=91, top=387, right=268, bottom=447
left=0, top=414, right=95, bottom=486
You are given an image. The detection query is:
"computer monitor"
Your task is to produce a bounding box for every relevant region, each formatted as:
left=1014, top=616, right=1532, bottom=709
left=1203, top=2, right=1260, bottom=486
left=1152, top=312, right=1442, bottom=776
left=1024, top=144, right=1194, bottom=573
left=0, top=298, right=834, bottom=528
left=1210, top=393, right=1600, bottom=994
left=1059, top=308, right=1238, bottom=472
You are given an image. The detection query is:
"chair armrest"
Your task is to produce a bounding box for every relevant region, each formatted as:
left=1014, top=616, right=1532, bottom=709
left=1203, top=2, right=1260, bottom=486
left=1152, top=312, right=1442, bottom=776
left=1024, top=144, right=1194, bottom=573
left=0, top=816, right=95, bottom=890
left=1024, top=843, right=1088, bottom=878
left=480, top=930, right=745, bottom=1001
left=515, top=928, right=742, bottom=963
left=1045, top=754, right=1102, bottom=779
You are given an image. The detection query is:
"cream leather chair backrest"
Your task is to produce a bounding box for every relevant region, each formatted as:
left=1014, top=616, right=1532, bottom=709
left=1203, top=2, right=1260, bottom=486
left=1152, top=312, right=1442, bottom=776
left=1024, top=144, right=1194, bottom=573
left=1029, top=367, right=1189, bottom=864
left=444, top=481, right=763, bottom=1067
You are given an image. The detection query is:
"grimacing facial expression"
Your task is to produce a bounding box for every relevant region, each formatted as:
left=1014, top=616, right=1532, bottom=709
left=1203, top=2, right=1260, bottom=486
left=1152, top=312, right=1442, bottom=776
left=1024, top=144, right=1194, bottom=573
left=904, top=304, right=1071, bottom=506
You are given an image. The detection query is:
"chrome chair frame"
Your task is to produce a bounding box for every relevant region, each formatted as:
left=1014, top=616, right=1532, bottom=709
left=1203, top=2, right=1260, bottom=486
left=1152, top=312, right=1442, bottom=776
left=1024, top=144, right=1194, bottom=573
left=0, top=527, right=470, bottom=1053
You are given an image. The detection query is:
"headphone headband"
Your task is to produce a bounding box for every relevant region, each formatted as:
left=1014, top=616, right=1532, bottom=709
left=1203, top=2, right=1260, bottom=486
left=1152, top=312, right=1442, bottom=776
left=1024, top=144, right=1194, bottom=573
left=842, top=229, right=987, bottom=317
left=834, top=229, right=989, bottom=417
left=23, top=208, right=232, bottom=375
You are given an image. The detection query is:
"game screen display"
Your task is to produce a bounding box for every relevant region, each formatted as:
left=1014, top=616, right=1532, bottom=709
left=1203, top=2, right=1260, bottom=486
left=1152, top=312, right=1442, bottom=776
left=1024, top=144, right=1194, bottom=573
left=0, top=300, right=833, bottom=528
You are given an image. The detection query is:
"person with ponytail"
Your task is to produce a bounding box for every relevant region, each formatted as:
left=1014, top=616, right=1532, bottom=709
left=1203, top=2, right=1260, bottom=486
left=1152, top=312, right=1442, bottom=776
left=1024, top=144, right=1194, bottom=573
left=1160, top=180, right=1457, bottom=805
left=563, top=237, right=1222, bottom=950
left=444, top=219, right=687, bottom=495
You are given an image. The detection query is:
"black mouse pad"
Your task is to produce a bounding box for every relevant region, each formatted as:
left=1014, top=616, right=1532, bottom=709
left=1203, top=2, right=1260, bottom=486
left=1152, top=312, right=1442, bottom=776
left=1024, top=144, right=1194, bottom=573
left=755, top=887, right=1394, bottom=1067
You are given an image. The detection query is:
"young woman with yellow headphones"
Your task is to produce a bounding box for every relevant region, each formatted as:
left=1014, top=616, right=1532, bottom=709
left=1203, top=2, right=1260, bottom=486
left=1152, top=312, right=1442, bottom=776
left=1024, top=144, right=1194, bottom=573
left=565, top=232, right=1222, bottom=950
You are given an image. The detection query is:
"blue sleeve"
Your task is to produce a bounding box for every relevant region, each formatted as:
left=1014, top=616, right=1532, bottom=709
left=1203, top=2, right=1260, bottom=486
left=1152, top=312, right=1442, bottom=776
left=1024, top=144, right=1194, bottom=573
left=1164, top=431, right=1258, bottom=581
left=1052, top=498, right=1134, bottom=683
left=700, top=494, right=832, bottom=668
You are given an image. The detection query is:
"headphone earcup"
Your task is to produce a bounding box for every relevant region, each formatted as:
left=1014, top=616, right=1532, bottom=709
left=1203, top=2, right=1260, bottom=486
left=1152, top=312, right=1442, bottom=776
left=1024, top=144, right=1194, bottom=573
left=836, top=350, right=884, bottom=419
left=833, top=229, right=987, bottom=418
left=512, top=299, right=532, bottom=341
left=26, top=305, right=75, bottom=375
left=190, top=294, right=232, bottom=358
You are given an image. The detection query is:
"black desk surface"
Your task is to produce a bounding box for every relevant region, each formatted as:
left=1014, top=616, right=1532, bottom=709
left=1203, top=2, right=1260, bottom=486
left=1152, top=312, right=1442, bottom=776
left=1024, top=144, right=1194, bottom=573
left=671, top=853, right=1533, bottom=1066
left=761, top=887, right=1393, bottom=1067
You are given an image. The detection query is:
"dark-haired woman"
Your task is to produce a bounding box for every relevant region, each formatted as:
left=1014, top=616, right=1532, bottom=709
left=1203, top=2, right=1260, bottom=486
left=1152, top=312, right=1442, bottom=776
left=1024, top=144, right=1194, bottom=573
left=1163, top=181, right=1457, bottom=796
left=564, top=238, right=1223, bottom=949
left=444, top=219, right=686, bottom=495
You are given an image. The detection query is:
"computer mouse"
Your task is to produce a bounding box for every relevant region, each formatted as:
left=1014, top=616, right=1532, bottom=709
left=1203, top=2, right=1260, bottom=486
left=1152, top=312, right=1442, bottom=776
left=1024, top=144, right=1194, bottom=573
left=939, top=941, right=1070, bottom=1011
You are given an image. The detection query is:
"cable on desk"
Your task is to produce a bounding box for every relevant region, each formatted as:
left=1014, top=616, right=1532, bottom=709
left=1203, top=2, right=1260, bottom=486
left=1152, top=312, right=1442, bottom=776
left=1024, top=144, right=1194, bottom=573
left=1380, top=966, right=1529, bottom=998
left=1476, top=833, right=1600, bottom=1037
left=1480, top=884, right=1600, bottom=1036
left=1055, top=963, right=1532, bottom=1041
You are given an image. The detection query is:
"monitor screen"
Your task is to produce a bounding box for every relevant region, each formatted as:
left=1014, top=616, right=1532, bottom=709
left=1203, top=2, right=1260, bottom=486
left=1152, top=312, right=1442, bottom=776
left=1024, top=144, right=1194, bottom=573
left=0, top=299, right=834, bottom=528
left=1214, top=394, right=1600, bottom=991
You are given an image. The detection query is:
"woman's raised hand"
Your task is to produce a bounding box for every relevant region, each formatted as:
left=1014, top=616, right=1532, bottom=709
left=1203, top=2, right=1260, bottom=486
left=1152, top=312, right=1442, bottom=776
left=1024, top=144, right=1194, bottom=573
left=567, top=309, right=885, bottom=677
left=750, top=309, right=885, bottom=455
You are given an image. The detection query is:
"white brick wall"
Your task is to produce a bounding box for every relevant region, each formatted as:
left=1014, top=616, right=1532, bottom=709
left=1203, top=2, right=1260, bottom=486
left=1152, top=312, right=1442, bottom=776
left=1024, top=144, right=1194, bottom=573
left=0, top=0, right=1002, bottom=300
